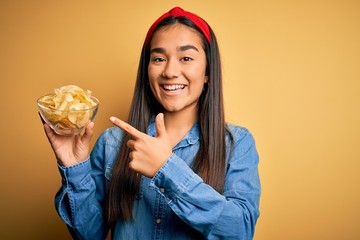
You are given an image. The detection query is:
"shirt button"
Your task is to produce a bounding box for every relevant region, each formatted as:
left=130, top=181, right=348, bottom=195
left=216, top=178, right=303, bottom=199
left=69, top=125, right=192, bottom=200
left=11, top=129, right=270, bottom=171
left=156, top=218, right=161, bottom=224
left=160, top=187, right=165, bottom=193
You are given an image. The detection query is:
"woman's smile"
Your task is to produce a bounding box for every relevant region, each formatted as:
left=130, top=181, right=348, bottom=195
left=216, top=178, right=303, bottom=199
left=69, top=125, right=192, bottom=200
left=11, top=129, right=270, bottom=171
left=162, top=84, right=186, bottom=91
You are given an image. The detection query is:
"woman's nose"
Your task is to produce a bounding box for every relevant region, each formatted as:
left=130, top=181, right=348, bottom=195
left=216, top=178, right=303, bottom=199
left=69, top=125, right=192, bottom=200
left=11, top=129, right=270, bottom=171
left=161, top=58, right=180, bottom=79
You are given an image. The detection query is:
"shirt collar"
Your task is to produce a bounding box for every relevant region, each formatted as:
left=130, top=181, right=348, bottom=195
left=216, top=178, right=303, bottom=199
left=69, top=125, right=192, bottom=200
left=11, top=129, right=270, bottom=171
left=147, top=116, right=200, bottom=149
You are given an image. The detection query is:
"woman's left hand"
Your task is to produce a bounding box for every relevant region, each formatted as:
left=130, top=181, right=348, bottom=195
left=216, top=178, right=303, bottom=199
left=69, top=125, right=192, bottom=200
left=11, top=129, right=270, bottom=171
left=110, top=113, right=172, bottom=178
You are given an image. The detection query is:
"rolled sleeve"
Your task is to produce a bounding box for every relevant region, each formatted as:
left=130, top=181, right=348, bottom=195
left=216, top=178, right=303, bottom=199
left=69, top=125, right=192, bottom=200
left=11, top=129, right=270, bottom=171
left=149, top=153, right=204, bottom=203
left=57, top=158, right=92, bottom=191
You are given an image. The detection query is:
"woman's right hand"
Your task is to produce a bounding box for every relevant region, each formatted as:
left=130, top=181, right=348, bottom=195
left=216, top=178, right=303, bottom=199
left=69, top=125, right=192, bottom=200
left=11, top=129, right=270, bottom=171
left=42, top=122, right=94, bottom=167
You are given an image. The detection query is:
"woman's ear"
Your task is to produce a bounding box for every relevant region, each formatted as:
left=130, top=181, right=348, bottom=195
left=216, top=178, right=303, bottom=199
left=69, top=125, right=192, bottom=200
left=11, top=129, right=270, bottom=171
left=204, top=76, right=209, bottom=83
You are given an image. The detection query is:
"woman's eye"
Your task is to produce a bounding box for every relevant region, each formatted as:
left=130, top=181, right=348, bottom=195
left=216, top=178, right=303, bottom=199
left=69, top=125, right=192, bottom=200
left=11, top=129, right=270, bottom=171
left=181, top=57, right=193, bottom=62
left=152, top=57, right=165, bottom=62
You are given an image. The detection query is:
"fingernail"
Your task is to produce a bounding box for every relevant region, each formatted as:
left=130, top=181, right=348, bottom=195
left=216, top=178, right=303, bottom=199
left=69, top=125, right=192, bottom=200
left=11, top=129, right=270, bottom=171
left=110, top=117, right=116, bottom=122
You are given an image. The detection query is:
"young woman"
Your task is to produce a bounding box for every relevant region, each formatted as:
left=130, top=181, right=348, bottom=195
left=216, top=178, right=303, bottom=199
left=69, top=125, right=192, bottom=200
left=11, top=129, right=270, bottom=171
left=43, top=7, right=261, bottom=240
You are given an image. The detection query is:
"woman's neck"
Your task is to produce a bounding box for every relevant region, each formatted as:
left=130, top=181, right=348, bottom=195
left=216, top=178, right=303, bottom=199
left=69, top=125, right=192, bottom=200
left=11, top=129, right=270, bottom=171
left=162, top=108, right=197, bottom=148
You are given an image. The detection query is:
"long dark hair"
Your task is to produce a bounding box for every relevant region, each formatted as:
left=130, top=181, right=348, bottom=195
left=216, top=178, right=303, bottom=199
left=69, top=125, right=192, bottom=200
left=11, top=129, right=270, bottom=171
left=107, top=16, right=228, bottom=223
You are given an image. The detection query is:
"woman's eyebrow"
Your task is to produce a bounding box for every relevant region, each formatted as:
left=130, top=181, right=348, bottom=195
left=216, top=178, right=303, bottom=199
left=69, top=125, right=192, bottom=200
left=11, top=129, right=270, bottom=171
left=150, top=47, right=165, bottom=54
left=150, top=45, right=199, bottom=54
left=178, top=45, right=199, bottom=52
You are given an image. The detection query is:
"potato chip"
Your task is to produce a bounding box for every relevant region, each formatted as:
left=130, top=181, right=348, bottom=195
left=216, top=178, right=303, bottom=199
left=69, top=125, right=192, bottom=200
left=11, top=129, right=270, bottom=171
left=38, top=85, right=98, bottom=134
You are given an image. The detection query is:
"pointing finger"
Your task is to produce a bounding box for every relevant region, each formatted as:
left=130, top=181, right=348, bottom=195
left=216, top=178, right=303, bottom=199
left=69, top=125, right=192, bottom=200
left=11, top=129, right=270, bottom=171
left=110, top=116, right=144, bottom=139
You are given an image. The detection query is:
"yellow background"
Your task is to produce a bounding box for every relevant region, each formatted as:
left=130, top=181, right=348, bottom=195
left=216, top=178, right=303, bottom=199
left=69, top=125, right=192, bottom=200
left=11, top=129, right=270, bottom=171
left=1, top=0, right=359, bottom=239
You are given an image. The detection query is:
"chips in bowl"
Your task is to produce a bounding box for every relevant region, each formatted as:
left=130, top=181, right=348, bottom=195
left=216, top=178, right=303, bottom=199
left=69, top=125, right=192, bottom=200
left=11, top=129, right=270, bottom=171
left=37, top=85, right=99, bottom=136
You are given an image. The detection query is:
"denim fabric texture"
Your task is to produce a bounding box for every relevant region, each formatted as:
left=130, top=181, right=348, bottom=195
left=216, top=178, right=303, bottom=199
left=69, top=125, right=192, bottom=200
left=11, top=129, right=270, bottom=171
left=55, top=119, right=261, bottom=240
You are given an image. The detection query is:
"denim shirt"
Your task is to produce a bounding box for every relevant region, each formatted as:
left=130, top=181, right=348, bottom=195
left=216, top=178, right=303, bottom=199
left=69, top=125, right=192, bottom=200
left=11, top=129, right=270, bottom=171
left=55, top=120, right=261, bottom=240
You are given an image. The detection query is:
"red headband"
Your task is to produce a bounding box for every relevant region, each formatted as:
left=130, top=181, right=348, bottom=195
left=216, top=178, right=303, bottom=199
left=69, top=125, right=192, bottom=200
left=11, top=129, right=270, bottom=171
left=145, top=7, right=211, bottom=47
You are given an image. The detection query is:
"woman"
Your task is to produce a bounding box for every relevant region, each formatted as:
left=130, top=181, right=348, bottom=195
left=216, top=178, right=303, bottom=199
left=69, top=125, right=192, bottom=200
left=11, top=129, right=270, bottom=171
left=43, top=7, right=261, bottom=240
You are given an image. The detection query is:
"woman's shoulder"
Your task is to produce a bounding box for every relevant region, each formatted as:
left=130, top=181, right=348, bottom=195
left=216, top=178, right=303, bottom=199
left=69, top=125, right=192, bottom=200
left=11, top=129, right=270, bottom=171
left=90, top=126, right=124, bottom=174
left=97, top=126, right=125, bottom=148
left=225, top=123, right=258, bottom=164
left=225, top=123, right=256, bottom=145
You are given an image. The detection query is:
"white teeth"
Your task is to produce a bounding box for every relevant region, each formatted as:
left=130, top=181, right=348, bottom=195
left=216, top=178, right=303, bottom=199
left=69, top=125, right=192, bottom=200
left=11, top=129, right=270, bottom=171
left=163, top=85, right=185, bottom=91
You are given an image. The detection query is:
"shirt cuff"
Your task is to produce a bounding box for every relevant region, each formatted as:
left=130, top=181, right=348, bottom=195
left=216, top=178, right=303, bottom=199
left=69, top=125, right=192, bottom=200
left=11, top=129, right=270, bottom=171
left=57, top=157, right=92, bottom=191
left=149, top=153, right=203, bottom=202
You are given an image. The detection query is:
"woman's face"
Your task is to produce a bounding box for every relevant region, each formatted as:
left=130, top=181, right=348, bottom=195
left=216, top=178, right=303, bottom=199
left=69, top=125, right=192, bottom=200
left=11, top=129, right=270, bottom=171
left=148, top=23, right=208, bottom=115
